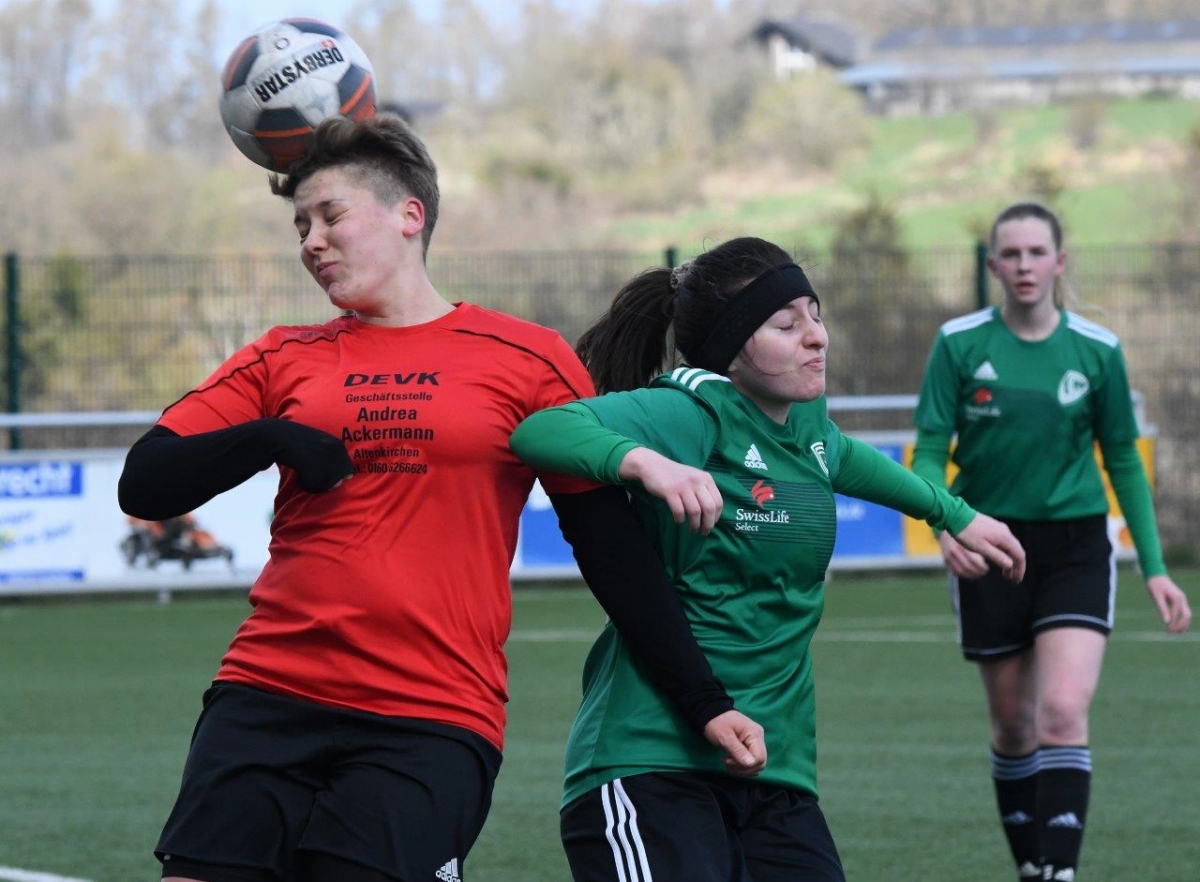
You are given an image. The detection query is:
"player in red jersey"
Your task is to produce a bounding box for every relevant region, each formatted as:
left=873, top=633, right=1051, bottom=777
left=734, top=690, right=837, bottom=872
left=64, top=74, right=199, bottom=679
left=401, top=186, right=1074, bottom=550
left=119, top=114, right=763, bottom=882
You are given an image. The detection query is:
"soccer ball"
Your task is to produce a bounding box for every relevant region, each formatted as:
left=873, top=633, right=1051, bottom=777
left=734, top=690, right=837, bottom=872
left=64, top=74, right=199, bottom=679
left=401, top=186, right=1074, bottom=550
left=219, top=18, right=376, bottom=172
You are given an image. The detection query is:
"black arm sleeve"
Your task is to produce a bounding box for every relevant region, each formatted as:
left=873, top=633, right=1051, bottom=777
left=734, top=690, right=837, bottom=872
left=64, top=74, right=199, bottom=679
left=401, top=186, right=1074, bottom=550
left=118, top=420, right=353, bottom=520
left=549, top=486, right=734, bottom=733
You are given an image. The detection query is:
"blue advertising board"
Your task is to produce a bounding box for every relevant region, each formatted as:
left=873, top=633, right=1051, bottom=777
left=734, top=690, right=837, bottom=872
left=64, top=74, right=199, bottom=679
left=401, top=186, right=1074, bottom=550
left=0, top=461, right=86, bottom=582
left=830, top=443, right=906, bottom=560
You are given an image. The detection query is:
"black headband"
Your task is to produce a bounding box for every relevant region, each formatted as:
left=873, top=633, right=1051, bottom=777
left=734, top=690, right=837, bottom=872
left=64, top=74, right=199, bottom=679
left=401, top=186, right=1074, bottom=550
left=688, top=263, right=818, bottom=373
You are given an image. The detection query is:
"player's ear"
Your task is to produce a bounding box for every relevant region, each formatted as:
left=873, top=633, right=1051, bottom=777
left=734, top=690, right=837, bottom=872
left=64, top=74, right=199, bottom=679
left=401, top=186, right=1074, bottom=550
left=398, top=196, right=425, bottom=239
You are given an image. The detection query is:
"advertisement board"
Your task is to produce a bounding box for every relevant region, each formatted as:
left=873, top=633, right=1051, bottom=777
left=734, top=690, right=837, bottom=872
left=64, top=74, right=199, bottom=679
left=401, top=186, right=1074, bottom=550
left=0, top=435, right=1151, bottom=595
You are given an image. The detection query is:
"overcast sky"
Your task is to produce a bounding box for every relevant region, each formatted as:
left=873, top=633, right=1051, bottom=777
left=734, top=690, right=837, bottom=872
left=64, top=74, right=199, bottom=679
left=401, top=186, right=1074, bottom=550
left=81, top=0, right=444, bottom=57
left=78, top=0, right=597, bottom=59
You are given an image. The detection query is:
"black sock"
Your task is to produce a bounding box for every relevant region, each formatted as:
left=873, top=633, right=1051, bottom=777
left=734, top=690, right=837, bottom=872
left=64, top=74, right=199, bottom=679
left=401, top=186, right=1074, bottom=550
left=992, top=748, right=1042, bottom=877
left=1038, top=745, right=1091, bottom=880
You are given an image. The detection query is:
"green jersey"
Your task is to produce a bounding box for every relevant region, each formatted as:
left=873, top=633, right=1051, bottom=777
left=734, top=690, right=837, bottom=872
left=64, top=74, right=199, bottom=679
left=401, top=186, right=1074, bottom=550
left=914, top=307, right=1138, bottom=521
left=512, top=367, right=974, bottom=806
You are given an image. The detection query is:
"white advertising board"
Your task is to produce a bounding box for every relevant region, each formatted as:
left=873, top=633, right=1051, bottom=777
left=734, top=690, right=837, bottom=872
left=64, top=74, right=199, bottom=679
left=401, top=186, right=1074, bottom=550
left=0, top=450, right=275, bottom=595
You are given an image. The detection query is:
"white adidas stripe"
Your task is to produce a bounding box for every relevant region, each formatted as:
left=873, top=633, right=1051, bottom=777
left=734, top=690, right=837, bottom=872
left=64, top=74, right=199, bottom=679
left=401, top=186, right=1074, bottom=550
left=670, top=366, right=730, bottom=391
left=669, top=366, right=702, bottom=386
left=1066, top=312, right=1119, bottom=347
left=941, top=308, right=994, bottom=337
left=601, top=779, right=654, bottom=881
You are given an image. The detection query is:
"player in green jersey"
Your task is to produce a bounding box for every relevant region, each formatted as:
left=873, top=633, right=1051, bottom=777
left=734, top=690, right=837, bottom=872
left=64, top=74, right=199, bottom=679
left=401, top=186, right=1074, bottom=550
left=510, top=236, right=1027, bottom=882
left=912, top=202, right=1193, bottom=882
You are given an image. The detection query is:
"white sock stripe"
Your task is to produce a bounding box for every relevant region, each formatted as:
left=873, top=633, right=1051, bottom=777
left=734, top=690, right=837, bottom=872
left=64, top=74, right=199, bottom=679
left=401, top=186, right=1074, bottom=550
left=1040, top=747, right=1092, bottom=772
left=1040, top=746, right=1091, bottom=757
left=612, top=779, right=654, bottom=882
left=600, top=784, right=633, bottom=882
left=991, top=750, right=1041, bottom=778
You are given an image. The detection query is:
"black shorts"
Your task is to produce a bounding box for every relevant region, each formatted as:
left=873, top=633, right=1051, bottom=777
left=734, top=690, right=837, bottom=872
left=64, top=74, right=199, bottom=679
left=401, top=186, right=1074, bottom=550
left=952, top=514, right=1115, bottom=662
left=157, top=681, right=502, bottom=882
left=560, top=773, right=844, bottom=882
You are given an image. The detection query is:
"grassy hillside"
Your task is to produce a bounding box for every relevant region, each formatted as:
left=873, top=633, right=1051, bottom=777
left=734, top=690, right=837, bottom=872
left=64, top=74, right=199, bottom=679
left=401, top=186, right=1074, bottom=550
left=601, top=95, right=1200, bottom=253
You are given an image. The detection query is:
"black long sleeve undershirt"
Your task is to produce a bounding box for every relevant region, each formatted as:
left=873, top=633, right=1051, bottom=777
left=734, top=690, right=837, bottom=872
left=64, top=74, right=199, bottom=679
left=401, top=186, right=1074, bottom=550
left=550, top=487, right=734, bottom=732
left=118, top=424, right=733, bottom=732
left=117, top=421, right=353, bottom=520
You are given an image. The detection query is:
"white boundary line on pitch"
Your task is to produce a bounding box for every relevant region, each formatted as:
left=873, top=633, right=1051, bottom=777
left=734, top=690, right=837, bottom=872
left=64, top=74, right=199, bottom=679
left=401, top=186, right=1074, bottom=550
left=508, top=628, right=1199, bottom=644
left=0, top=867, right=94, bottom=882
left=815, top=630, right=1200, bottom=643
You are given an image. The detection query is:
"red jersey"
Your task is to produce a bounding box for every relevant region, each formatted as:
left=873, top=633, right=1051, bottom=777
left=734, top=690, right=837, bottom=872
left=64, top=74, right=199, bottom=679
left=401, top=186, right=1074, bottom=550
left=158, top=304, right=595, bottom=749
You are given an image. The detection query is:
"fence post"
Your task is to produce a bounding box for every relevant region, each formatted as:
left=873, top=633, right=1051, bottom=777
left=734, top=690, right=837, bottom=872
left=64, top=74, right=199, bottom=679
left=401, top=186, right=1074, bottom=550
left=974, top=240, right=989, bottom=310
left=4, top=252, right=20, bottom=450
left=664, top=246, right=678, bottom=268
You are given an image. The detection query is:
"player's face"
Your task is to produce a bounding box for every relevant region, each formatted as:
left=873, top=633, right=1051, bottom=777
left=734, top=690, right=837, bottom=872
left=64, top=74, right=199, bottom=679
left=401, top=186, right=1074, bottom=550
left=728, top=296, right=827, bottom=424
left=292, top=167, right=411, bottom=315
left=988, top=217, right=1065, bottom=311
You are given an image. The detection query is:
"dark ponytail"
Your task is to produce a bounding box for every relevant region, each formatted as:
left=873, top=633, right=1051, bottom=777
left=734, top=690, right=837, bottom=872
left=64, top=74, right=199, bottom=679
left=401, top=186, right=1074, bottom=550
left=576, top=268, right=676, bottom=394
left=577, top=237, right=797, bottom=393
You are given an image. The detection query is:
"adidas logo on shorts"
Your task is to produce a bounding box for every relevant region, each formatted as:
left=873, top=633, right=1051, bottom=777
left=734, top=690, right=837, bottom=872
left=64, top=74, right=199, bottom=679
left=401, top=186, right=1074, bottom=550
left=436, top=857, right=462, bottom=882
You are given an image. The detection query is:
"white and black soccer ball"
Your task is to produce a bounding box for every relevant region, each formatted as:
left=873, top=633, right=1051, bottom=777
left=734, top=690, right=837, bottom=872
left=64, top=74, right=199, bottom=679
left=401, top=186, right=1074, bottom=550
left=219, top=18, right=376, bottom=172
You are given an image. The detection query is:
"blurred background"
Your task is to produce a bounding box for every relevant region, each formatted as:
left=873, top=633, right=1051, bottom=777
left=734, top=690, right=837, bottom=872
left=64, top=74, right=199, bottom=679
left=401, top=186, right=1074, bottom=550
left=1, top=5, right=1198, bottom=882
left=2, top=0, right=1199, bottom=556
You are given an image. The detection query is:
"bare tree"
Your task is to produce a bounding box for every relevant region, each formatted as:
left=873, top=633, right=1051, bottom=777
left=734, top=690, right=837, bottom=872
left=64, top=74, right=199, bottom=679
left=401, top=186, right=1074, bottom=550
left=346, top=0, right=446, bottom=107
left=439, top=0, right=504, bottom=109
left=0, top=0, right=94, bottom=150
left=95, top=0, right=185, bottom=147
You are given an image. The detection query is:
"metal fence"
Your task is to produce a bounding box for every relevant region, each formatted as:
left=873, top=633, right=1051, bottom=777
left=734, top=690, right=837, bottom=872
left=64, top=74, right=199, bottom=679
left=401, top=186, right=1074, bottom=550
left=3, top=245, right=1198, bottom=557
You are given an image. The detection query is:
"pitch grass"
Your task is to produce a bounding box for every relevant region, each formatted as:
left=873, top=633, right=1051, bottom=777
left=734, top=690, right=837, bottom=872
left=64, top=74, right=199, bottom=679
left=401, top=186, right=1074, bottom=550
left=0, top=569, right=1197, bottom=881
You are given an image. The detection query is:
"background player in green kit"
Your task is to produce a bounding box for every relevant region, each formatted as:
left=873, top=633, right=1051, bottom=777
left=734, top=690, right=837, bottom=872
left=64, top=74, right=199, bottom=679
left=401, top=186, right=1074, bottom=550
left=912, top=202, right=1193, bottom=882
left=510, top=236, right=1027, bottom=882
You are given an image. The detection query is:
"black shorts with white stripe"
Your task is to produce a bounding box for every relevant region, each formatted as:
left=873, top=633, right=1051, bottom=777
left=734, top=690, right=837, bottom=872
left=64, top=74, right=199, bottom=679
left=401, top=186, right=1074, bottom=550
left=156, top=682, right=500, bottom=882
left=560, top=772, right=843, bottom=882
left=952, top=514, right=1115, bottom=661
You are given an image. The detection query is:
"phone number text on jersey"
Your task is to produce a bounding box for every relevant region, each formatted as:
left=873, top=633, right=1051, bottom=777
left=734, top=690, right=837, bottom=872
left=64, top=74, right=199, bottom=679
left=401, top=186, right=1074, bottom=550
left=355, top=461, right=429, bottom=475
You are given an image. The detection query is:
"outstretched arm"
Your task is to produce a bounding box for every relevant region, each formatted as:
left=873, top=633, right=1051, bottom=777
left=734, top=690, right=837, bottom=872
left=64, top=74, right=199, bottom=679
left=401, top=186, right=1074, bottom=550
left=514, top=402, right=724, bottom=535
left=836, top=434, right=1025, bottom=582
left=118, top=422, right=353, bottom=519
